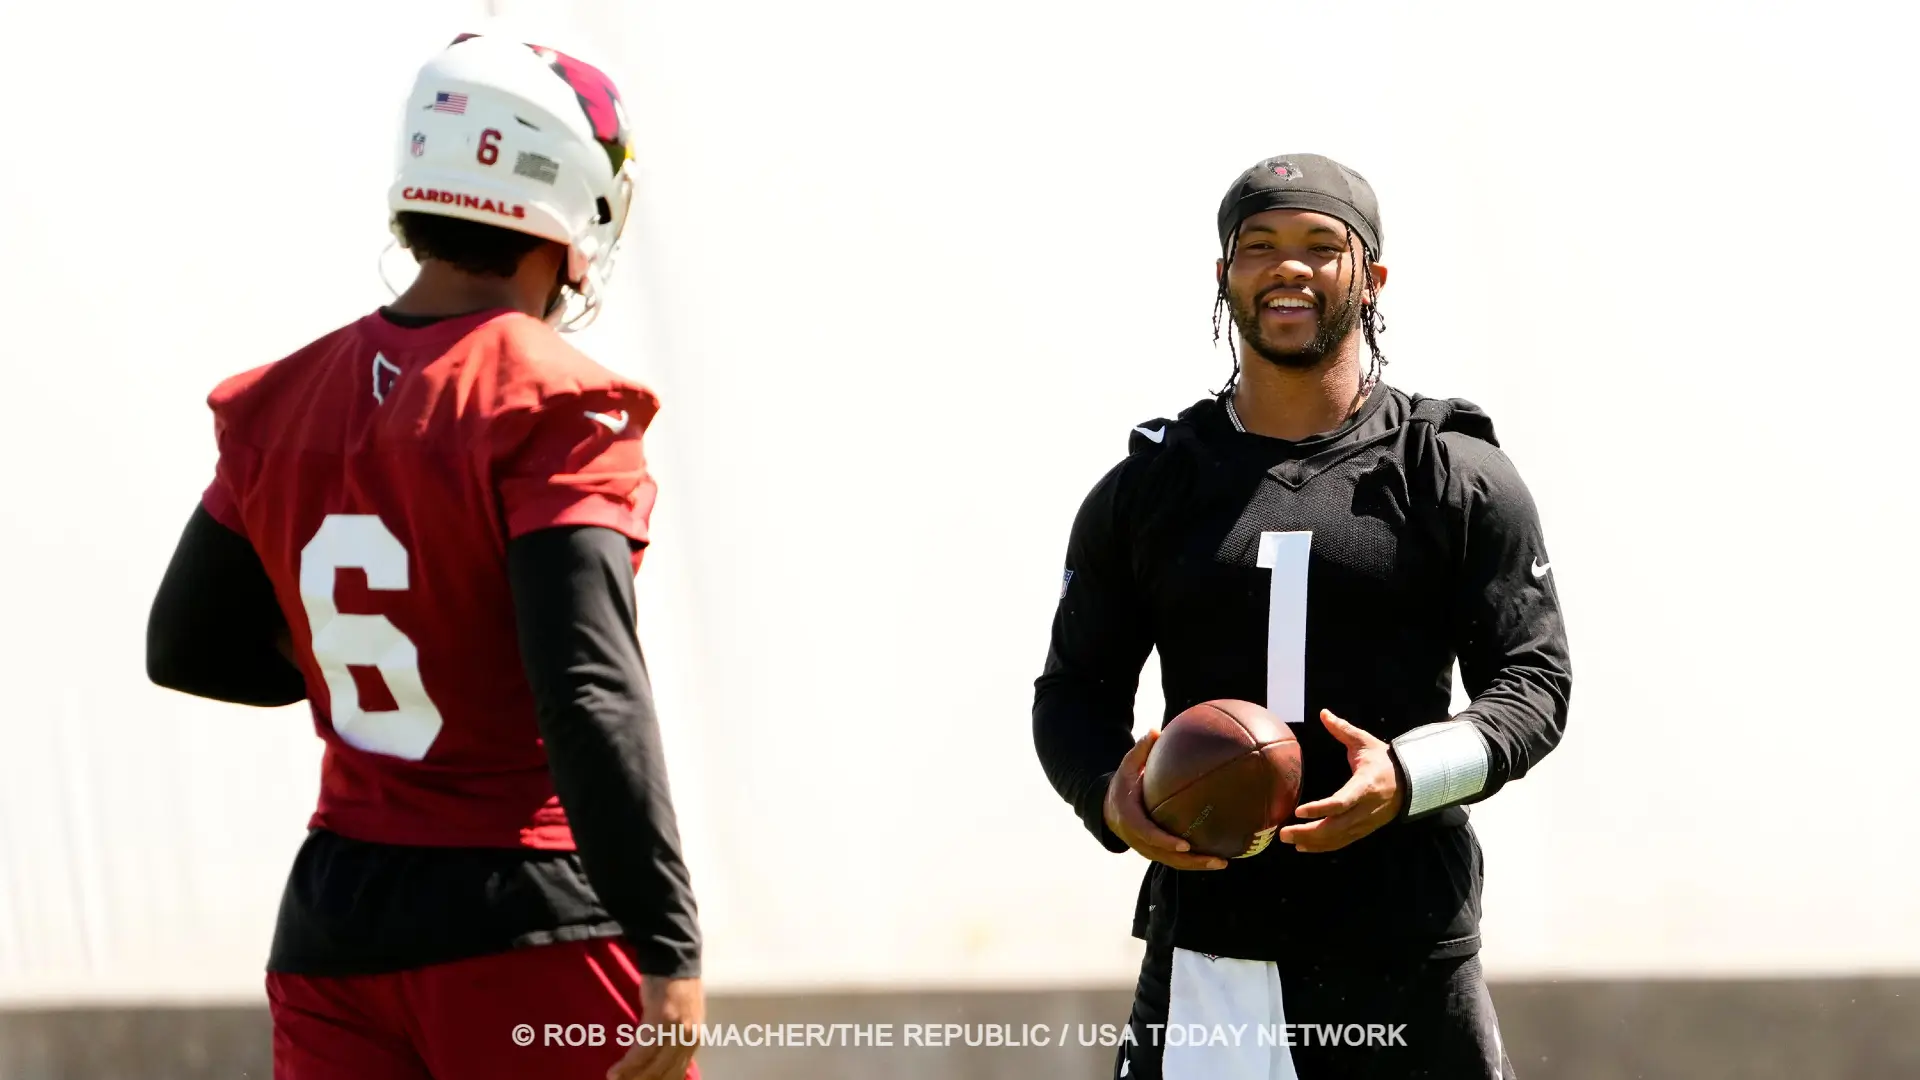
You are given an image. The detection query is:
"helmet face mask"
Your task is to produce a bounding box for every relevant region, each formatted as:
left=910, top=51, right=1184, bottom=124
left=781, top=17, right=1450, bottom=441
left=388, top=33, right=638, bottom=331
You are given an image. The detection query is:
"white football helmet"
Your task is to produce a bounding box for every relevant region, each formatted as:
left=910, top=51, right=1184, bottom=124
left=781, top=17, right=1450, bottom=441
left=388, top=32, right=636, bottom=331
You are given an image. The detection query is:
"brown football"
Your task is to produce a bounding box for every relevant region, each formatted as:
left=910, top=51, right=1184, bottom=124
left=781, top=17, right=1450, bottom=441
left=1141, top=699, right=1303, bottom=860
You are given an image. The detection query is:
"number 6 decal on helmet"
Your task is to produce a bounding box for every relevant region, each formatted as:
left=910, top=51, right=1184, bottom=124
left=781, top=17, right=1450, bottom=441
left=299, top=514, right=445, bottom=761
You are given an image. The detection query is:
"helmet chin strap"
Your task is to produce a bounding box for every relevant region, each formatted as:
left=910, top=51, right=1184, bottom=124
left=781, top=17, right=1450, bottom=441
left=541, top=258, right=583, bottom=328
left=548, top=256, right=609, bottom=333
left=377, top=238, right=407, bottom=300
left=549, top=243, right=604, bottom=332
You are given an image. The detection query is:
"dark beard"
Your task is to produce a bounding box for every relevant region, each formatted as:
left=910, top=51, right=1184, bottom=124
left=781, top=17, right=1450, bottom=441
left=1230, top=284, right=1364, bottom=370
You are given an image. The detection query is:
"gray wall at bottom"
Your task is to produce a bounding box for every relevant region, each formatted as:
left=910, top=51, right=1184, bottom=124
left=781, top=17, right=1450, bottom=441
left=1, top=976, right=1915, bottom=1080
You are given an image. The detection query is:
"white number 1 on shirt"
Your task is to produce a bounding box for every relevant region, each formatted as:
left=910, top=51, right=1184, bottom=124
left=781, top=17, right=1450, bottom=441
left=1256, top=531, right=1311, bottom=726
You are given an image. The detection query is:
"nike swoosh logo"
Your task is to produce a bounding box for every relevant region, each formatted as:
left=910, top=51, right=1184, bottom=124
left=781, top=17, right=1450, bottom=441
left=1531, top=559, right=1551, bottom=578
left=585, top=409, right=630, bottom=434
left=1133, top=425, right=1166, bottom=443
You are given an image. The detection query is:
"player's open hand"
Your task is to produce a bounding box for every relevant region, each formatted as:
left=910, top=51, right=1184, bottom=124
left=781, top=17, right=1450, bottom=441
left=608, top=975, right=704, bottom=1080
left=1104, top=731, right=1229, bottom=872
left=1280, top=710, right=1402, bottom=853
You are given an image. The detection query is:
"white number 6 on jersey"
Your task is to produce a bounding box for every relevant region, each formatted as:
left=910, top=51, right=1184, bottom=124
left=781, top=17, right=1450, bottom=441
left=299, top=514, right=445, bottom=761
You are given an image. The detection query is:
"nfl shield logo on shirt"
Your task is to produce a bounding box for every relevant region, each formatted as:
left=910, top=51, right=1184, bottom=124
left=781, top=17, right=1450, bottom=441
left=1060, top=568, right=1074, bottom=599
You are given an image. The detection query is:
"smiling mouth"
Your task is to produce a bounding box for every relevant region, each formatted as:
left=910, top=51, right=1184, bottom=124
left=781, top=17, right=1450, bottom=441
left=1262, top=293, right=1316, bottom=318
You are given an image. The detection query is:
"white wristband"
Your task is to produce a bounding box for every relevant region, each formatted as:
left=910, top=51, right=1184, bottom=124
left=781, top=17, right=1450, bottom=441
left=1392, top=720, right=1490, bottom=817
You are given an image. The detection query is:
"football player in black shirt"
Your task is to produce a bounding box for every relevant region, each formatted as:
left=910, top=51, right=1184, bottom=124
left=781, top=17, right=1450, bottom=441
left=1034, top=153, right=1570, bottom=1079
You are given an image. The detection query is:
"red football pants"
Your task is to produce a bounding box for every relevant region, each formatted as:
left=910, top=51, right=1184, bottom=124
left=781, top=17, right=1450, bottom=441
left=266, top=938, right=699, bottom=1080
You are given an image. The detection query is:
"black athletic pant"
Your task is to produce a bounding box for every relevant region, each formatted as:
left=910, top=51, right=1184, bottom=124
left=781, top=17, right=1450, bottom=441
left=1115, top=940, right=1516, bottom=1079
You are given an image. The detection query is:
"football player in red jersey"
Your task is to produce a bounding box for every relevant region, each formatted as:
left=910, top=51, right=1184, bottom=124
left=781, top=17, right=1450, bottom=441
left=145, top=33, right=701, bottom=1080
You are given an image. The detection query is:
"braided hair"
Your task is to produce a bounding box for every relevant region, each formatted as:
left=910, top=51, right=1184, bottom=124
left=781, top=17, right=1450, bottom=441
left=1211, top=223, right=1387, bottom=398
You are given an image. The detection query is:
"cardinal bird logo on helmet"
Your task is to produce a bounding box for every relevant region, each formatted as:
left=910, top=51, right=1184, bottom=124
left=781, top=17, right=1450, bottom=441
left=533, top=46, right=634, bottom=172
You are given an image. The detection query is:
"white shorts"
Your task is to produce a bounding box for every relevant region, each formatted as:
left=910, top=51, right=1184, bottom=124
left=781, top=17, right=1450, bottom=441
left=1156, top=948, right=1299, bottom=1080
left=1116, top=944, right=1511, bottom=1080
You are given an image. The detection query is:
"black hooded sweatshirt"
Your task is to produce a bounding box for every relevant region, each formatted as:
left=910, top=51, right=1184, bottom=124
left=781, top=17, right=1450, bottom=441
left=1033, top=384, right=1571, bottom=968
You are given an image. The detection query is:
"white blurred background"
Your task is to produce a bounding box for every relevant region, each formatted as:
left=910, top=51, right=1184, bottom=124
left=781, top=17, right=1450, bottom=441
left=1, top=0, right=1915, bottom=1007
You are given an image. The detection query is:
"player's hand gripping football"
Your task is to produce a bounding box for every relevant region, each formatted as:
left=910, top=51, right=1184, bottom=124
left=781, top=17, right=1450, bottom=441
left=607, top=975, right=705, bottom=1080
left=1280, top=710, right=1403, bottom=853
left=1104, top=731, right=1229, bottom=871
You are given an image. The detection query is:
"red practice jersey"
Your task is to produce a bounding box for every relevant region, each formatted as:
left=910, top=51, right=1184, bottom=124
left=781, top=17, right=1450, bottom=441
left=202, top=309, right=659, bottom=850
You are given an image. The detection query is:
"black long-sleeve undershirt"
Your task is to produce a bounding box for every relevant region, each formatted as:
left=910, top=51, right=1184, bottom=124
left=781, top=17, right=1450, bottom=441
left=147, top=506, right=306, bottom=706
left=507, top=525, right=700, bottom=978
